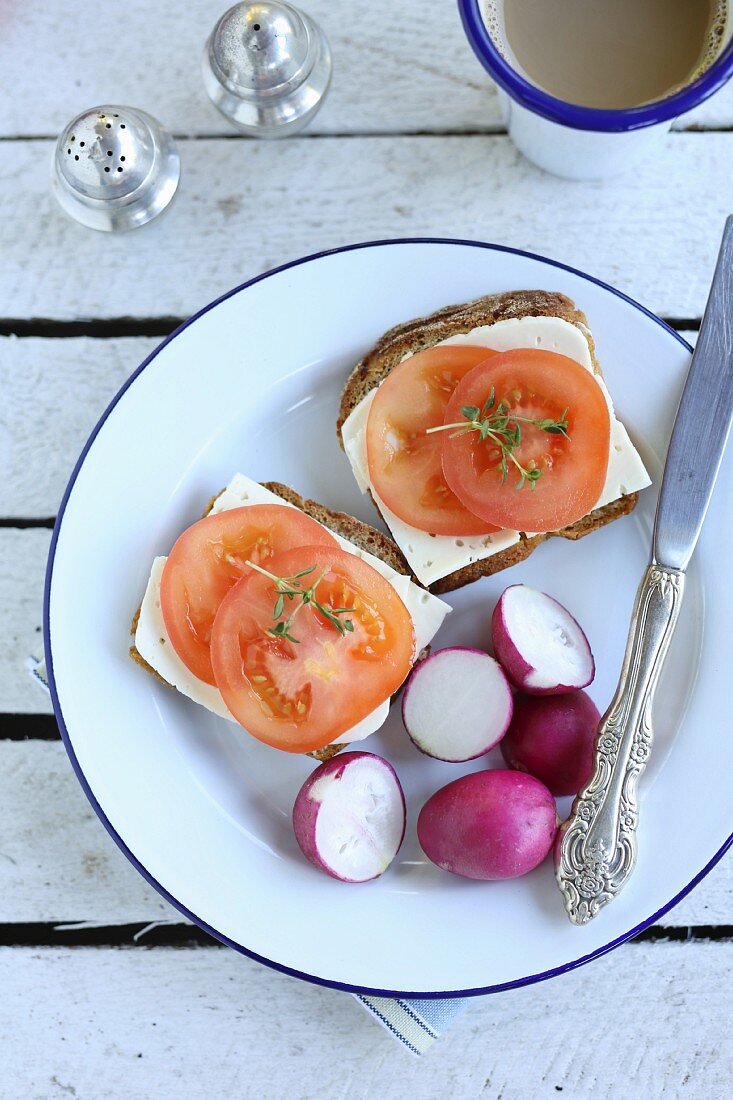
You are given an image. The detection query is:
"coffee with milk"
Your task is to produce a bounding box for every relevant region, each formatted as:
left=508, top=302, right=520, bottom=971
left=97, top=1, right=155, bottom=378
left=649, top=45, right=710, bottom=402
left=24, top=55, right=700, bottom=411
left=483, top=0, right=729, bottom=110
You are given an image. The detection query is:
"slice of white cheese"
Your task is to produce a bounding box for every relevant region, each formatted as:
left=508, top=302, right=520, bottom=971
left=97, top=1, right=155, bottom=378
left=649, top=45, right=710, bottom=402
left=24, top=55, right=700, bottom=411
left=342, top=390, right=522, bottom=587
left=341, top=315, right=651, bottom=586
left=135, top=475, right=451, bottom=745
left=137, top=557, right=234, bottom=722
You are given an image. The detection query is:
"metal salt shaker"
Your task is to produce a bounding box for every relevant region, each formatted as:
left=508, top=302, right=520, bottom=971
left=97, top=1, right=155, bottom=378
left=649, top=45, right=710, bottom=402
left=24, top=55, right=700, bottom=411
left=52, top=106, right=180, bottom=231
left=202, top=2, right=332, bottom=137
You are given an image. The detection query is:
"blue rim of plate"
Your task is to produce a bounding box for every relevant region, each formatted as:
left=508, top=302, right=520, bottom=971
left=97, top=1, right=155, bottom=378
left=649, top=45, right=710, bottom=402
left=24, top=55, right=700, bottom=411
left=457, top=0, right=733, bottom=132
left=44, top=237, right=732, bottom=999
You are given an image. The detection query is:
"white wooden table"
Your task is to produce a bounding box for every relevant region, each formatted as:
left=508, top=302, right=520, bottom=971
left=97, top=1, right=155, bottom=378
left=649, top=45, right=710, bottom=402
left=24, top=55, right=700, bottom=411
left=2, top=3, right=732, bottom=1096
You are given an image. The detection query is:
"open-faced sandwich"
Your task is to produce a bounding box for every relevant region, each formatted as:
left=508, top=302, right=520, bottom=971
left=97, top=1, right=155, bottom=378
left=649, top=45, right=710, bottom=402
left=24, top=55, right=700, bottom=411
left=130, top=475, right=450, bottom=759
left=338, top=290, right=651, bottom=593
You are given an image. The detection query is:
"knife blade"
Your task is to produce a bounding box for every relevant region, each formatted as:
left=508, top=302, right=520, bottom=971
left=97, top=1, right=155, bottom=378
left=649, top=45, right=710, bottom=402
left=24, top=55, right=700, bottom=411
left=654, top=214, right=733, bottom=572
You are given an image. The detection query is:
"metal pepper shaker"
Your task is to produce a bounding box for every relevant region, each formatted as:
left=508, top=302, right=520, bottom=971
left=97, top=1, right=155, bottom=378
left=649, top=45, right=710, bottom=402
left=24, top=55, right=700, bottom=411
left=202, top=2, right=332, bottom=137
left=51, top=106, right=180, bottom=231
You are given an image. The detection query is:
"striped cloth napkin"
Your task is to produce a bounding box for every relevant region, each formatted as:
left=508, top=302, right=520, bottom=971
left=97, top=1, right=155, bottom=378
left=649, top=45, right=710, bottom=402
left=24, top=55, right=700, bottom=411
left=29, top=651, right=469, bottom=1053
left=355, top=994, right=469, bottom=1054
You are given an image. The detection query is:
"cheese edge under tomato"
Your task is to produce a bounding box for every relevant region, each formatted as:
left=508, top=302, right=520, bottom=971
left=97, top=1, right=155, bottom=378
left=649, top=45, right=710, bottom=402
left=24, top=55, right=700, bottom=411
left=134, top=475, right=451, bottom=746
left=340, top=315, right=652, bottom=587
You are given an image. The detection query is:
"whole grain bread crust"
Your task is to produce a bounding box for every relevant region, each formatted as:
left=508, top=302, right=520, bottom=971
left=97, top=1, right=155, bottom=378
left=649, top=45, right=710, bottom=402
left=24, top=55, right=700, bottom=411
left=337, top=289, right=638, bottom=593
left=128, top=481, right=416, bottom=760
left=337, top=290, right=597, bottom=431
left=259, top=482, right=410, bottom=575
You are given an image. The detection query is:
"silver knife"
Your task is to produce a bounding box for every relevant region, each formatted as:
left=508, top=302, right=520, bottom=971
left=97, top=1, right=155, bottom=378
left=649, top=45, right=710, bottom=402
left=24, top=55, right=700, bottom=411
left=555, top=217, right=733, bottom=925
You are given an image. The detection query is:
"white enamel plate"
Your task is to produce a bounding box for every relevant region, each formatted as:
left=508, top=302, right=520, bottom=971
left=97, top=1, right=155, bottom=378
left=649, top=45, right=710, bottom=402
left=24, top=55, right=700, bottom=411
left=46, top=240, right=733, bottom=996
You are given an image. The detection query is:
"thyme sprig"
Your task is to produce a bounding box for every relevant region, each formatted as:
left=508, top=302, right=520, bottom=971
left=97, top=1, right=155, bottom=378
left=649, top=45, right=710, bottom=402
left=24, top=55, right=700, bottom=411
left=426, top=387, right=570, bottom=491
left=244, top=560, right=355, bottom=644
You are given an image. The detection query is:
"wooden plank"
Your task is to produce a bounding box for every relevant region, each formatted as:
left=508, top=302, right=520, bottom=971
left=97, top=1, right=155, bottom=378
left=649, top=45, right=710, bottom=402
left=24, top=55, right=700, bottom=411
left=1, top=136, right=728, bottom=322
left=2, top=0, right=732, bottom=138
left=0, top=743, right=172, bottom=923
left=1, top=328, right=696, bottom=519
left=0, top=336, right=158, bottom=517
left=0, top=530, right=50, bottom=713
left=1, top=941, right=731, bottom=1097
left=1, top=329, right=699, bottom=520
left=0, top=0, right=498, bottom=137
left=0, top=740, right=729, bottom=926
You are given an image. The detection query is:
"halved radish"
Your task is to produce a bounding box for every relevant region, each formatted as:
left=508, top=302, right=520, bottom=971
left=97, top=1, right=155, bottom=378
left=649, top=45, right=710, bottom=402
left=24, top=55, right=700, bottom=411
left=402, top=647, right=513, bottom=762
left=491, top=585, right=594, bottom=694
left=292, top=752, right=406, bottom=882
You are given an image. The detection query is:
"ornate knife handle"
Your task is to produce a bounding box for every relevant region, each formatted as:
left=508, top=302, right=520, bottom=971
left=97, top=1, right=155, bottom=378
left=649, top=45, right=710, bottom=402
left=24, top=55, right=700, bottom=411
left=555, top=564, right=685, bottom=924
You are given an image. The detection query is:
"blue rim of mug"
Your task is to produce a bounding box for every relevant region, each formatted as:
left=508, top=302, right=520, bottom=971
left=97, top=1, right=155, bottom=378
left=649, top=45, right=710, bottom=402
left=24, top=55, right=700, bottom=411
left=457, top=0, right=733, bottom=132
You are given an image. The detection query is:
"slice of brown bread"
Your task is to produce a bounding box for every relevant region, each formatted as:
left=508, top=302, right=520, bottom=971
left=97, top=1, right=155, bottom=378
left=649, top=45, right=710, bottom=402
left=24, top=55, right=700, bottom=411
left=337, top=290, right=638, bottom=595
left=129, top=481, right=417, bottom=762
left=259, top=482, right=411, bottom=575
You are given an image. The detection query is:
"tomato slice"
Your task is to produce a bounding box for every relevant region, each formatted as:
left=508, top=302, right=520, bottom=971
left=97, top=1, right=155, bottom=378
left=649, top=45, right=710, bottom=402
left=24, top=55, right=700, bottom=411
left=441, top=349, right=610, bottom=533
left=365, top=345, right=503, bottom=535
left=161, top=505, right=338, bottom=685
left=210, top=544, right=415, bottom=753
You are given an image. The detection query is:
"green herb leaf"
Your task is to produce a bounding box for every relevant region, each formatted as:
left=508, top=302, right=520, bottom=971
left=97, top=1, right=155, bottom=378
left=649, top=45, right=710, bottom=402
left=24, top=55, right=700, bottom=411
left=420, top=387, right=567, bottom=490
left=253, top=561, right=357, bottom=646
left=426, top=394, right=571, bottom=493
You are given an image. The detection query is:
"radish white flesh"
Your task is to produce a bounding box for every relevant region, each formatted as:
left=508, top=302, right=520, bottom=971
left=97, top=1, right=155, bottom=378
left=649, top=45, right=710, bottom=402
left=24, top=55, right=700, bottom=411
left=292, top=752, right=406, bottom=882
left=402, top=647, right=513, bottom=761
left=492, top=585, right=594, bottom=695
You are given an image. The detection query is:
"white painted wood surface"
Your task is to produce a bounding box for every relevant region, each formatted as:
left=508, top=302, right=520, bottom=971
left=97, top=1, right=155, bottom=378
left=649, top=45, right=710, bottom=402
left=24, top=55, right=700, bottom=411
left=1, top=529, right=50, bottom=712
left=1, top=135, right=728, bottom=321
left=3, top=0, right=733, bottom=139
left=0, top=743, right=170, bottom=923
left=3, top=0, right=733, bottom=1088
left=0, top=739, right=729, bottom=927
left=0, top=337, right=157, bottom=517
left=2, top=941, right=732, bottom=1099
left=2, top=330, right=700, bottom=518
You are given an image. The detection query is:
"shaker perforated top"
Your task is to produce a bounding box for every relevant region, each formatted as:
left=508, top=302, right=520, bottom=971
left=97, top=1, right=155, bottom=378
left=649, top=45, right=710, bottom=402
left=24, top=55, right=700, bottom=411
left=202, top=2, right=332, bottom=136
left=52, top=106, right=180, bottom=231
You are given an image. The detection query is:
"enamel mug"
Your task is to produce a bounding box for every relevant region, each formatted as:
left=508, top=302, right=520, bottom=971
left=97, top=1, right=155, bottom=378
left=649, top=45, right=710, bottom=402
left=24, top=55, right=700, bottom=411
left=458, top=0, right=733, bottom=179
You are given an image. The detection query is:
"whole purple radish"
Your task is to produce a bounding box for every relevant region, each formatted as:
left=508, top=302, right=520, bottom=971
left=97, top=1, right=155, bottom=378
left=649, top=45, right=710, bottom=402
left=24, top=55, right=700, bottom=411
left=402, top=647, right=513, bottom=762
left=293, top=752, right=406, bottom=882
left=492, top=584, right=594, bottom=694
left=417, top=770, right=557, bottom=880
left=501, top=690, right=601, bottom=796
